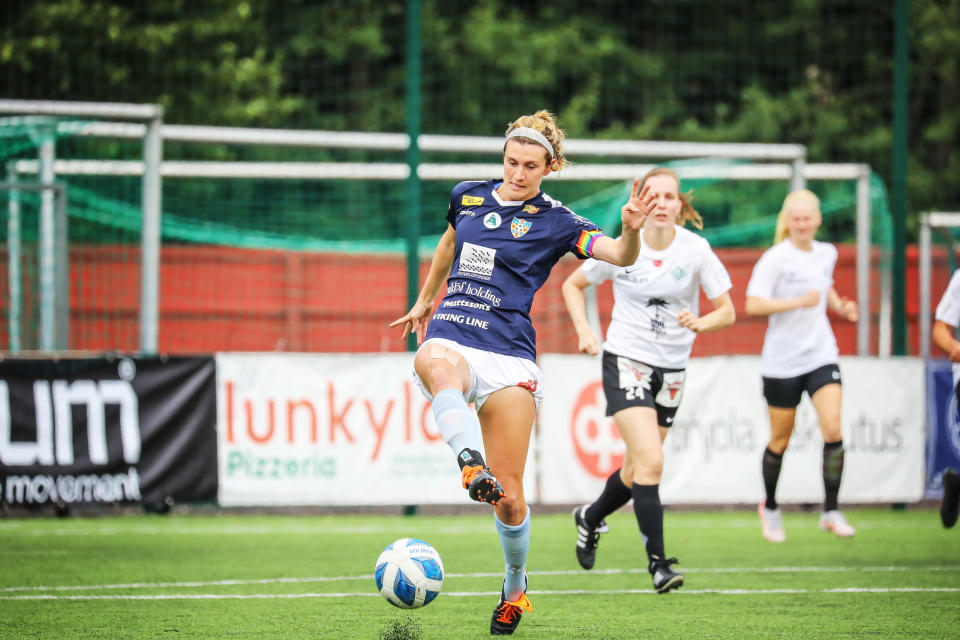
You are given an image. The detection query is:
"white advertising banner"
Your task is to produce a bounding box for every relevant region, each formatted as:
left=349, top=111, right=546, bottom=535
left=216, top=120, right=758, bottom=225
left=537, top=355, right=925, bottom=505
left=216, top=353, right=537, bottom=506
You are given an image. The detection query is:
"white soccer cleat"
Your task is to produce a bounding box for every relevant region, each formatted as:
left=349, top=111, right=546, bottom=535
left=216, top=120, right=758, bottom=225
left=819, top=510, right=856, bottom=538
left=758, top=503, right=786, bottom=543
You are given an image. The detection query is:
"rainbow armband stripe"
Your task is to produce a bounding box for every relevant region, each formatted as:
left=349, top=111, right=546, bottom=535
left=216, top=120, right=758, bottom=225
left=574, top=229, right=604, bottom=258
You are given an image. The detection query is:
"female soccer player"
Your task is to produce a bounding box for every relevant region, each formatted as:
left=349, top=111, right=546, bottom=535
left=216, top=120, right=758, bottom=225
left=562, top=167, right=735, bottom=593
left=745, top=189, right=858, bottom=542
left=390, top=110, right=655, bottom=635
left=932, top=269, right=960, bottom=529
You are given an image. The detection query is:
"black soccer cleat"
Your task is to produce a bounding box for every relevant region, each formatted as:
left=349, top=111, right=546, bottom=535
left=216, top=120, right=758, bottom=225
left=458, top=448, right=505, bottom=505
left=490, top=583, right=532, bottom=635
left=573, top=504, right=610, bottom=570
left=941, top=468, right=960, bottom=529
left=649, top=556, right=684, bottom=593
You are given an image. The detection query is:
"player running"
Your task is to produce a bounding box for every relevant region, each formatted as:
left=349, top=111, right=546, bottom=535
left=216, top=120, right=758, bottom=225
left=932, top=269, right=960, bottom=529
left=563, top=167, right=735, bottom=593
left=746, top=189, right=859, bottom=542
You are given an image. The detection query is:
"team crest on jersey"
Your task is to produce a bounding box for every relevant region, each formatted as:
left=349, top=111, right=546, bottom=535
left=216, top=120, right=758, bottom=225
left=511, top=218, right=532, bottom=238
left=671, top=266, right=686, bottom=280
left=522, top=205, right=539, bottom=214
left=483, top=212, right=502, bottom=229
left=462, top=195, right=484, bottom=206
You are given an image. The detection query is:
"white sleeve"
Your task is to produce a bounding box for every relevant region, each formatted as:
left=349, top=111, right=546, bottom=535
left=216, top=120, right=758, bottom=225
left=697, top=241, right=733, bottom=300
left=581, top=257, right=617, bottom=285
left=936, top=270, right=960, bottom=327
left=746, top=248, right=778, bottom=298
left=824, top=243, right=838, bottom=286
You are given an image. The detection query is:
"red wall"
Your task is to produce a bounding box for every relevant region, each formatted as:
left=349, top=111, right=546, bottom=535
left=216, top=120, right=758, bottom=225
left=0, top=244, right=952, bottom=356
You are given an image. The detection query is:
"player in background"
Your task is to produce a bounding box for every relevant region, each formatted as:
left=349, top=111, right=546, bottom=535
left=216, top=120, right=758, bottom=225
left=931, top=269, right=960, bottom=529
left=562, top=167, right=735, bottom=593
left=745, top=189, right=858, bottom=542
left=390, top=109, right=655, bottom=635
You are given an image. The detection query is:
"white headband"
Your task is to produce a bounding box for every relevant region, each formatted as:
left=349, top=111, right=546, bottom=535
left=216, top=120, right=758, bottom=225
left=506, top=126, right=555, bottom=159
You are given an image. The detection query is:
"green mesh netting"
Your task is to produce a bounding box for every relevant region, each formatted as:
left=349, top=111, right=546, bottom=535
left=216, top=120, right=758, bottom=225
left=1, top=115, right=895, bottom=353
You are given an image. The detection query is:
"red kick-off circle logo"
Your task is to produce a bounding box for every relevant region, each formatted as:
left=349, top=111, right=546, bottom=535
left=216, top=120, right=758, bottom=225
left=570, top=381, right=624, bottom=479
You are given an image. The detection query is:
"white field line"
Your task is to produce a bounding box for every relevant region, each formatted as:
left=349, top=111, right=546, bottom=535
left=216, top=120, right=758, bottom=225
left=0, top=520, right=942, bottom=537
left=0, top=524, right=477, bottom=537
left=3, top=586, right=960, bottom=601
left=3, top=565, right=959, bottom=593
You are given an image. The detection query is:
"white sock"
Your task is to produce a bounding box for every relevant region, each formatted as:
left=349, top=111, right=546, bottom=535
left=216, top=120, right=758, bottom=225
left=431, top=388, right=483, bottom=456
left=495, top=507, right=530, bottom=602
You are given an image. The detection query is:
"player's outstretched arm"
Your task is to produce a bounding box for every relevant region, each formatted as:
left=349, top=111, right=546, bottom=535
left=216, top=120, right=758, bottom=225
left=389, top=224, right=456, bottom=345
left=561, top=267, right=600, bottom=355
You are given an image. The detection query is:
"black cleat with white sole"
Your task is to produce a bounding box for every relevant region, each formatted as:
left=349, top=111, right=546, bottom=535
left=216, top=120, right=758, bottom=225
left=649, top=556, right=684, bottom=593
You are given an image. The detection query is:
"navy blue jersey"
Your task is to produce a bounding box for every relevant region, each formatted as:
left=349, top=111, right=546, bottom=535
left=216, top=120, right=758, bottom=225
left=425, top=179, right=606, bottom=361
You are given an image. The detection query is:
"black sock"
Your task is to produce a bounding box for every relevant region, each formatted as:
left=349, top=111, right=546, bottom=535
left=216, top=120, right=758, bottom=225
left=823, top=440, right=844, bottom=512
left=584, top=470, right=632, bottom=529
left=631, top=483, right=664, bottom=562
left=762, top=447, right=784, bottom=510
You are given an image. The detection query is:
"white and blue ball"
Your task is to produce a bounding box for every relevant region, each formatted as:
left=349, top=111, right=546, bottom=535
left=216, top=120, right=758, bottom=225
left=374, top=538, right=444, bottom=609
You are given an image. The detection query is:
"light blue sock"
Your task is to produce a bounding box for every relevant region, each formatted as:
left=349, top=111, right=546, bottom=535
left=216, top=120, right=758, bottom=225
left=431, top=388, right=483, bottom=457
left=495, top=507, right=530, bottom=602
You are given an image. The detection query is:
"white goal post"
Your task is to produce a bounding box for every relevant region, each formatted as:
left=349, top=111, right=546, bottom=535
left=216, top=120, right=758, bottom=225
left=0, top=99, right=164, bottom=354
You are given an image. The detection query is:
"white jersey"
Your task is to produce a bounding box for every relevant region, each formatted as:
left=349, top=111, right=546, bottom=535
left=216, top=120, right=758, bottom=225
left=934, top=269, right=960, bottom=387
left=581, top=225, right=732, bottom=369
left=746, top=239, right=839, bottom=377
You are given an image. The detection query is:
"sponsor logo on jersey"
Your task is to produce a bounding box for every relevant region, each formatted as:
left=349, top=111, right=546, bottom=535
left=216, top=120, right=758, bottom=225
left=483, top=212, right=502, bottom=229
left=522, top=205, right=539, bottom=214
left=653, top=259, right=663, bottom=267
left=462, top=195, right=484, bottom=206
left=511, top=218, right=532, bottom=238
left=458, top=209, right=477, bottom=217
left=458, top=241, right=496, bottom=280
left=646, top=298, right=668, bottom=337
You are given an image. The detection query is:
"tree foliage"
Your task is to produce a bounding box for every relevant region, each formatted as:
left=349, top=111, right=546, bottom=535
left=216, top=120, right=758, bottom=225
left=1, top=0, right=957, bottom=222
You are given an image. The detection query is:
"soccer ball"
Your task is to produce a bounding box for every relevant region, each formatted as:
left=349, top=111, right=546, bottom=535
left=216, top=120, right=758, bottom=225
left=374, top=538, right=444, bottom=609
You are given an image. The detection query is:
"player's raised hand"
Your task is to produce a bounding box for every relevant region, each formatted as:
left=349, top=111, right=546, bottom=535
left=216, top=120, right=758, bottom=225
left=389, top=301, right=433, bottom=346
left=621, top=178, right=655, bottom=231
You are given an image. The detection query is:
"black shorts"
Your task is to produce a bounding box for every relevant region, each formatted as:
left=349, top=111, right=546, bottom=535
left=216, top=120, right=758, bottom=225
left=762, top=363, right=842, bottom=409
left=601, top=351, right=686, bottom=427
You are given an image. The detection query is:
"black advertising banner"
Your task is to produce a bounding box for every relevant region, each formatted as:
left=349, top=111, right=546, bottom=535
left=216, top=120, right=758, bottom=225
left=0, top=356, right=217, bottom=506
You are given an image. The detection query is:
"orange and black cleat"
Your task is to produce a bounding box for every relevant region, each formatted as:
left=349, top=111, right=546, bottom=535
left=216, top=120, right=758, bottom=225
left=458, top=449, right=505, bottom=505
left=490, top=588, right=532, bottom=635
